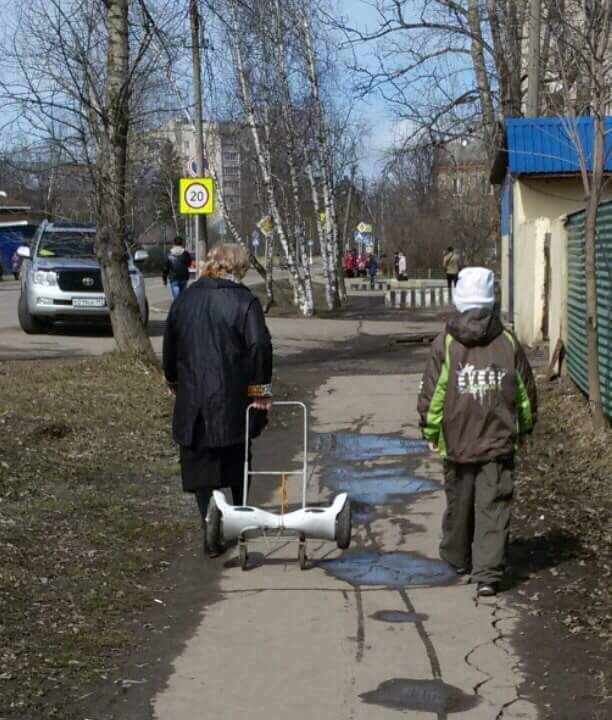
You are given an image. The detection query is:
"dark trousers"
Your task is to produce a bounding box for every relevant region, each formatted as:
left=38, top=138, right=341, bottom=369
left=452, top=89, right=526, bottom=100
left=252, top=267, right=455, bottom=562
left=439, top=460, right=514, bottom=584
left=194, top=483, right=246, bottom=525
left=446, top=273, right=459, bottom=292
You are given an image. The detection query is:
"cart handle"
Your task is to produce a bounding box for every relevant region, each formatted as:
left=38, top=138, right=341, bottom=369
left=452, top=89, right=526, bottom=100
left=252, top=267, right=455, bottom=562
left=243, top=401, right=308, bottom=508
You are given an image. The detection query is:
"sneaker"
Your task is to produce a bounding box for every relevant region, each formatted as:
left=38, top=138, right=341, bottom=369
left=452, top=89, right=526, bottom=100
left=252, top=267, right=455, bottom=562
left=455, top=567, right=471, bottom=576
left=477, top=582, right=498, bottom=597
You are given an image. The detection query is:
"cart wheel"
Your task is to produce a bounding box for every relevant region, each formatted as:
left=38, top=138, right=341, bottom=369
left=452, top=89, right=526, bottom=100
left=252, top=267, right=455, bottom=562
left=205, top=496, right=222, bottom=552
left=239, top=542, right=248, bottom=570
left=298, top=542, right=308, bottom=570
left=335, top=498, right=352, bottom=550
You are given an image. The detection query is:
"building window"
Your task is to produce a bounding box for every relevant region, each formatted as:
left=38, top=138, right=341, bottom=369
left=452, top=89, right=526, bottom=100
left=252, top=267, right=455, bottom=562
left=223, top=151, right=239, bottom=163
left=453, top=176, right=464, bottom=196
left=224, top=180, right=240, bottom=194
left=224, top=166, right=240, bottom=177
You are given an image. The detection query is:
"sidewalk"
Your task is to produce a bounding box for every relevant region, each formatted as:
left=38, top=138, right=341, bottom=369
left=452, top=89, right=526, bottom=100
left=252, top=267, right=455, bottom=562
left=152, top=369, right=539, bottom=719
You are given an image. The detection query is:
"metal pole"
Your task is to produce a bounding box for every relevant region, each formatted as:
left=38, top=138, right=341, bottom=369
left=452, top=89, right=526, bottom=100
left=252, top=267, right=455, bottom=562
left=189, top=0, right=209, bottom=271
left=526, top=0, right=541, bottom=117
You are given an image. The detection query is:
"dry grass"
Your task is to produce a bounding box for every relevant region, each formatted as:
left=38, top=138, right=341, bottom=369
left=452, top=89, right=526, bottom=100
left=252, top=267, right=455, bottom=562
left=515, top=375, right=612, bottom=648
left=0, top=354, right=195, bottom=719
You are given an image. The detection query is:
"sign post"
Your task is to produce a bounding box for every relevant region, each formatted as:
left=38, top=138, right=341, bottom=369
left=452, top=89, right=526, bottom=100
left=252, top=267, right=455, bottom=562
left=179, top=177, right=215, bottom=274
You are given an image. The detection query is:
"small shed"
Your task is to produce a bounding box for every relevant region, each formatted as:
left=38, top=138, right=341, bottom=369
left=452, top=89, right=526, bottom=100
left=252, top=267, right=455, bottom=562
left=491, top=116, right=612, bottom=347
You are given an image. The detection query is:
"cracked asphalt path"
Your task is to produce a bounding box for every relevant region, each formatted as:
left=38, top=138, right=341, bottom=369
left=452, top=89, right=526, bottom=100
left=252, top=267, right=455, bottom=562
left=151, top=323, right=540, bottom=720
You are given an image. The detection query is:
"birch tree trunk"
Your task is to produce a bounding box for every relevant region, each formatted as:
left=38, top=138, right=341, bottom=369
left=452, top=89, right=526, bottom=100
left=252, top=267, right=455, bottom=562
left=229, top=0, right=310, bottom=315
left=297, top=3, right=341, bottom=309
left=98, top=0, right=154, bottom=361
left=271, top=0, right=314, bottom=315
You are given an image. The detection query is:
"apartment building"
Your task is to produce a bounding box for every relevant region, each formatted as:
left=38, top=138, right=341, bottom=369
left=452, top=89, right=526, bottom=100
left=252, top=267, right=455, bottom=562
left=154, top=119, right=244, bottom=241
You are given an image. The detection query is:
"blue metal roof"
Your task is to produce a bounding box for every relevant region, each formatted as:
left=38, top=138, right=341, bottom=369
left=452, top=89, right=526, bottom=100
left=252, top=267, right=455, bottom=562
left=503, top=116, right=612, bottom=176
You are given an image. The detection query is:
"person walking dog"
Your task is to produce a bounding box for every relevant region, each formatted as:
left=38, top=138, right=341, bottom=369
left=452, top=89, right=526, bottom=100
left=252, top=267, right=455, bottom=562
left=163, top=244, right=273, bottom=557
left=417, top=267, right=536, bottom=596
left=162, top=235, right=191, bottom=299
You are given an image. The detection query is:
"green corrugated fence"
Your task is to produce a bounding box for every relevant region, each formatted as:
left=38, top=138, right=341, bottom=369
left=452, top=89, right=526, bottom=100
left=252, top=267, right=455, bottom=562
left=566, top=201, right=612, bottom=418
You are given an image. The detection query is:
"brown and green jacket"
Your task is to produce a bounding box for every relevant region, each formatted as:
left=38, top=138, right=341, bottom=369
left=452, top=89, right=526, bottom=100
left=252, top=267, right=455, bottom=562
left=417, top=309, right=537, bottom=463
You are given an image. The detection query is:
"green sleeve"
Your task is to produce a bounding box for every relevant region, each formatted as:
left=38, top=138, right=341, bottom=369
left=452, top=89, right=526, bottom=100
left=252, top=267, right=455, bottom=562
left=417, top=334, right=453, bottom=446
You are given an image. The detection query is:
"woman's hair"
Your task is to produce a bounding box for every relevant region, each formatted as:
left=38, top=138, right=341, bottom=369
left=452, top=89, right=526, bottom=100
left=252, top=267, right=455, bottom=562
left=202, top=243, right=250, bottom=280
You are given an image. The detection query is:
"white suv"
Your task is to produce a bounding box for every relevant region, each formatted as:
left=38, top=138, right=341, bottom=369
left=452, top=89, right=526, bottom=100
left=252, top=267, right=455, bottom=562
left=17, top=222, right=149, bottom=334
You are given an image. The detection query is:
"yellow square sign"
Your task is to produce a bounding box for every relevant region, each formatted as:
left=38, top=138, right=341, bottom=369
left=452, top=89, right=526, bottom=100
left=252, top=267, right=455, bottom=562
left=179, top=177, right=214, bottom=215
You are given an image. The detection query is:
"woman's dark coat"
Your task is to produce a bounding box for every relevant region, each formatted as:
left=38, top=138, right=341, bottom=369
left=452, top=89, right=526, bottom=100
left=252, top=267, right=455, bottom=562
left=163, top=277, right=273, bottom=449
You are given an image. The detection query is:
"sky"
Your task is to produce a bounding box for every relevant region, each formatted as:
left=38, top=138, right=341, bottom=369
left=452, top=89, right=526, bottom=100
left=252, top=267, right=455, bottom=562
left=0, top=0, right=400, bottom=177
left=333, top=0, right=407, bottom=177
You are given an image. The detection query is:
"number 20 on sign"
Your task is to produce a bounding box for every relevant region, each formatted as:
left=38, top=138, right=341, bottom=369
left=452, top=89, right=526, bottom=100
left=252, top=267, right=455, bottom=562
left=179, top=178, right=215, bottom=215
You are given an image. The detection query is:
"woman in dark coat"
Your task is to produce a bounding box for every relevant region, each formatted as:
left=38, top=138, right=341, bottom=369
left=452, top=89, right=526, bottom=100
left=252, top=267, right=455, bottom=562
left=163, top=243, right=273, bottom=556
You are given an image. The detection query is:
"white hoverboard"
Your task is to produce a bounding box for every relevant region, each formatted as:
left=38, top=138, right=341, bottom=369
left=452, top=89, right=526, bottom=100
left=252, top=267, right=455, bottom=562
left=206, top=402, right=352, bottom=570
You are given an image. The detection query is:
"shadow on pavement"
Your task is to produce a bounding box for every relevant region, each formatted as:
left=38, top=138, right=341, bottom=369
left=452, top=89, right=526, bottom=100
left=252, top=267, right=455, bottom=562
left=506, top=528, right=584, bottom=590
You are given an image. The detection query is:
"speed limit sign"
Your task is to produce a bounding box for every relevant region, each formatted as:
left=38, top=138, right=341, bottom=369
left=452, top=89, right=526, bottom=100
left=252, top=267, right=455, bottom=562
left=179, top=177, right=215, bottom=215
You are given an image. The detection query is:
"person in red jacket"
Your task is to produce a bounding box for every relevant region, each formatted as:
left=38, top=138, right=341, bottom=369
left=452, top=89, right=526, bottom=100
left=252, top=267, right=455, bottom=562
left=343, top=252, right=355, bottom=278
left=417, top=267, right=537, bottom=597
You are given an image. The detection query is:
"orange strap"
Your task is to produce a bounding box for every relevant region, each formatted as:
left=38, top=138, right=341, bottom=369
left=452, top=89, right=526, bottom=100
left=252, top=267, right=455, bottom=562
left=280, top=472, right=288, bottom=516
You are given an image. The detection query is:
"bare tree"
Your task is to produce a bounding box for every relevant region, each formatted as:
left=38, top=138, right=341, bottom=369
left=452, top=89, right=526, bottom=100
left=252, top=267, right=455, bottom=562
left=552, top=0, right=612, bottom=430
left=333, top=0, right=534, bottom=164
left=0, top=0, right=180, bottom=359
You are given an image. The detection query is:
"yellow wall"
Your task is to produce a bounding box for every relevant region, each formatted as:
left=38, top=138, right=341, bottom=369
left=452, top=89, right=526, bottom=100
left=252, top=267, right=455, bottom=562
left=509, top=177, right=612, bottom=346
left=548, top=218, right=568, bottom=362
left=501, top=234, right=510, bottom=314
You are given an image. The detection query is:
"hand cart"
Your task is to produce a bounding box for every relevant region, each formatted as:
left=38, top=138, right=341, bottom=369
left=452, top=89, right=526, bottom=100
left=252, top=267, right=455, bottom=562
left=205, top=401, right=352, bottom=570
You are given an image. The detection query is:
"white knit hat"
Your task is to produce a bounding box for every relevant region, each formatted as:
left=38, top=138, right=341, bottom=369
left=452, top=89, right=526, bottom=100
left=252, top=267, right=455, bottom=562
left=453, top=267, right=495, bottom=313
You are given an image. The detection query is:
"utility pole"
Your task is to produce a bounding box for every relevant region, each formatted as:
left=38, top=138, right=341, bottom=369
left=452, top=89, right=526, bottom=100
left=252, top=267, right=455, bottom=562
left=189, top=0, right=208, bottom=270
left=526, top=0, right=541, bottom=117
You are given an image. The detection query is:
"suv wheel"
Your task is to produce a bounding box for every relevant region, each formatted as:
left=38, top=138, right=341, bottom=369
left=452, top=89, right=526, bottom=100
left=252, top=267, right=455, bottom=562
left=18, top=293, right=51, bottom=335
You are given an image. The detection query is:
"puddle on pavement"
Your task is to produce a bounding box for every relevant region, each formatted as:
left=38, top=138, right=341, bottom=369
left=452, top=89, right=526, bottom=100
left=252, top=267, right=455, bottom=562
left=325, top=433, right=428, bottom=462
left=370, top=610, right=428, bottom=624
left=325, top=464, right=438, bottom=505
left=321, top=551, right=457, bottom=588
left=360, top=678, right=479, bottom=715
left=351, top=501, right=376, bottom=524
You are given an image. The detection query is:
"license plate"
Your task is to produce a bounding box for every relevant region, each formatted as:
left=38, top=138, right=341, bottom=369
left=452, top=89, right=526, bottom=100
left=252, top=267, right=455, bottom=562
left=73, top=297, right=105, bottom=308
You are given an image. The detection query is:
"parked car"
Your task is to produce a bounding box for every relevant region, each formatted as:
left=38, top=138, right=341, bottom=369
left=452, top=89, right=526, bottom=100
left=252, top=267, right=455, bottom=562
left=16, top=221, right=149, bottom=334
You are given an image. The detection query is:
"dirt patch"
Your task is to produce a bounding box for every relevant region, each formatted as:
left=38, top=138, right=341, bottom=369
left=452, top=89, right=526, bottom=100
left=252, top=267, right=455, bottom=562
left=0, top=354, right=196, bottom=719
left=509, top=375, right=612, bottom=718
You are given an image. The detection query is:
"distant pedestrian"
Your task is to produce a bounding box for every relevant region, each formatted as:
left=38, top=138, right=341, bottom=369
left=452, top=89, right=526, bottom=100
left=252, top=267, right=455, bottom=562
left=443, top=246, right=461, bottom=293
left=11, top=250, right=22, bottom=280
left=417, top=267, right=537, bottom=597
left=162, top=235, right=191, bottom=299
left=379, top=252, right=392, bottom=278
left=398, top=251, right=407, bottom=280
left=343, top=252, right=355, bottom=278
left=357, top=252, right=367, bottom=277
left=393, top=251, right=400, bottom=280
left=366, top=253, right=378, bottom=289
left=163, top=243, right=273, bottom=558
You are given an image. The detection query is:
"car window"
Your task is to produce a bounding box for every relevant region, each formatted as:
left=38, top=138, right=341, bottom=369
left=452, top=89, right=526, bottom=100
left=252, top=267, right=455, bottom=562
left=38, top=232, right=96, bottom=258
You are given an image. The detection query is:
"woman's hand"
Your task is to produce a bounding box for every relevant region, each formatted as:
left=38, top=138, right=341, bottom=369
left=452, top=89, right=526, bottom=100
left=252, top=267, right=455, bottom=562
left=252, top=397, right=272, bottom=411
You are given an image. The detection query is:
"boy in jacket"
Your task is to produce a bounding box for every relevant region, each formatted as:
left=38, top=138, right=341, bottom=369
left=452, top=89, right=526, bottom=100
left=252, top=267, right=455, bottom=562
left=417, top=267, right=536, bottom=596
